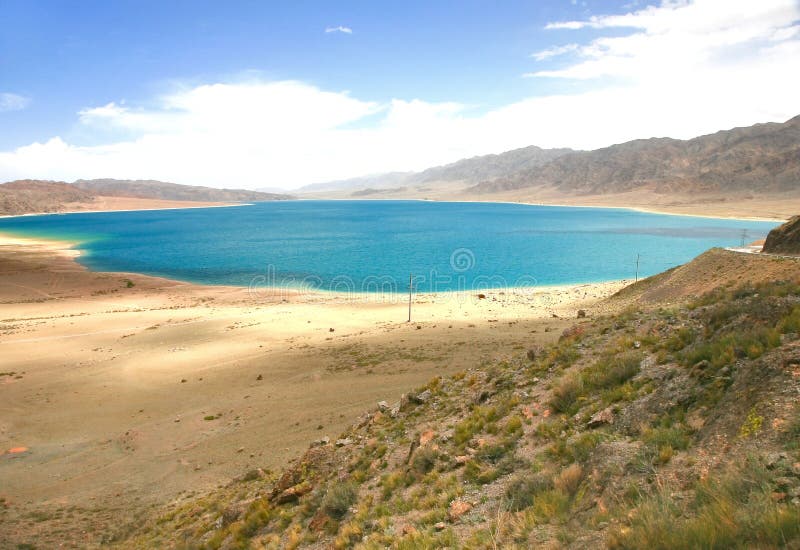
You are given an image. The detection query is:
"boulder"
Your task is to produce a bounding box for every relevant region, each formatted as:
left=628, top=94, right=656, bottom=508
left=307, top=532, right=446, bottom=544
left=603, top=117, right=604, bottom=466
left=308, top=509, right=331, bottom=532
left=274, top=482, right=313, bottom=504
left=410, top=389, right=432, bottom=404
left=448, top=500, right=473, bottom=522
left=419, top=429, right=436, bottom=446
left=587, top=406, right=614, bottom=428
left=560, top=325, right=585, bottom=341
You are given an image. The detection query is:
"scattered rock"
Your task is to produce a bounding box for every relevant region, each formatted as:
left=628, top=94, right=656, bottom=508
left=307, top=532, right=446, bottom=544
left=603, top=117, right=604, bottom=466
left=311, top=436, right=330, bottom=448
left=220, top=504, right=243, bottom=526
left=477, top=294, right=486, bottom=299
left=766, top=452, right=788, bottom=469
left=274, top=482, right=313, bottom=504
left=448, top=500, right=473, bottom=522
left=402, top=524, right=418, bottom=536
left=335, top=438, right=353, bottom=447
left=577, top=309, right=587, bottom=318
left=587, top=406, right=614, bottom=428
left=419, top=429, right=436, bottom=446
left=377, top=400, right=389, bottom=412
left=434, top=521, right=447, bottom=531
left=256, top=374, right=263, bottom=381
left=560, top=325, right=584, bottom=341
left=308, top=509, right=330, bottom=532
left=329, top=328, right=335, bottom=332
left=473, top=389, right=491, bottom=404
left=410, top=389, right=432, bottom=404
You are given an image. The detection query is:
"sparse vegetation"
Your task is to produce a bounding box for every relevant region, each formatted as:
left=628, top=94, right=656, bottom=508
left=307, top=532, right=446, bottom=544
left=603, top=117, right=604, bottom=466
left=112, top=276, right=800, bottom=549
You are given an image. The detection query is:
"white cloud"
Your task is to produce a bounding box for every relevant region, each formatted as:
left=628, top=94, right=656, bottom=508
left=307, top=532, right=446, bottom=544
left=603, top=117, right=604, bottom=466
left=530, top=43, right=580, bottom=61
left=0, top=0, right=798, bottom=189
left=325, top=26, right=353, bottom=34
left=536, top=0, right=800, bottom=80
left=0, top=93, right=31, bottom=112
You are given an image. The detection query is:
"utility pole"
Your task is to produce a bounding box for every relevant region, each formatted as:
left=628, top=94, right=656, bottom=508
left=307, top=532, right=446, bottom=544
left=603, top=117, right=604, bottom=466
left=740, top=229, right=748, bottom=247
left=407, top=273, right=413, bottom=322
left=635, top=254, right=640, bottom=283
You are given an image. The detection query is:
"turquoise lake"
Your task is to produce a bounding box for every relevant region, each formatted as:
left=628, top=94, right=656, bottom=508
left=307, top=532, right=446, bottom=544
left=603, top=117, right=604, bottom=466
left=0, top=201, right=778, bottom=292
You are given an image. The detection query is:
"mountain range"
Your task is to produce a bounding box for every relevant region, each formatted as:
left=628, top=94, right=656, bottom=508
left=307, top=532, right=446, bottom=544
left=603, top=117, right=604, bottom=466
left=300, top=115, right=800, bottom=219
left=0, top=179, right=292, bottom=216
left=2, top=115, right=798, bottom=218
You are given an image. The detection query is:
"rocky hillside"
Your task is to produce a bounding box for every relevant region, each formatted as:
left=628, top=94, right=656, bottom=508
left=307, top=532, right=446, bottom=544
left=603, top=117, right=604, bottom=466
left=0, top=179, right=292, bottom=215
left=764, top=216, right=800, bottom=256
left=72, top=179, right=292, bottom=202
left=414, top=145, right=575, bottom=185
left=303, top=115, right=799, bottom=206
left=111, top=253, right=800, bottom=549
left=298, top=146, right=574, bottom=194
left=470, top=115, right=800, bottom=196
left=0, top=180, right=95, bottom=215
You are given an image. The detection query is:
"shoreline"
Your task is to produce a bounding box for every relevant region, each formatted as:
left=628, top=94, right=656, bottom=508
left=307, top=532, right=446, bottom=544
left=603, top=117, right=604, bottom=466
left=0, top=231, right=632, bottom=299
left=0, top=201, right=253, bottom=220
left=291, top=196, right=788, bottom=223
left=2, top=195, right=785, bottom=223
left=0, top=218, right=628, bottom=542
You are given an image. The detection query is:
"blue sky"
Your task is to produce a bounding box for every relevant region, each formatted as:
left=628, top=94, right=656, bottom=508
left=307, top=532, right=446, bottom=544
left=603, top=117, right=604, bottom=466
left=1, top=0, right=798, bottom=188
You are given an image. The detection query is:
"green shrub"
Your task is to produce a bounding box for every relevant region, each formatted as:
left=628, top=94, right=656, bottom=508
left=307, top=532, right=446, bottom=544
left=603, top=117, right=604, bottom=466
left=412, top=447, right=439, bottom=474
left=321, top=481, right=358, bottom=520
left=779, top=305, right=800, bottom=333
left=531, top=489, right=571, bottom=522
left=643, top=426, right=690, bottom=452
left=583, top=351, right=642, bottom=390
left=550, top=373, right=584, bottom=414
left=505, top=473, right=553, bottom=511
left=608, top=459, right=800, bottom=549
left=553, top=464, right=583, bottom=496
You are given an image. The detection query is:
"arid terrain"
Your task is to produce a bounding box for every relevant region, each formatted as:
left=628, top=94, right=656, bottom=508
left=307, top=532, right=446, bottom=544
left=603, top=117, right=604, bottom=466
left=0, top=234, right=624, bottom=547
left=115, top=243, right=800, bottom=549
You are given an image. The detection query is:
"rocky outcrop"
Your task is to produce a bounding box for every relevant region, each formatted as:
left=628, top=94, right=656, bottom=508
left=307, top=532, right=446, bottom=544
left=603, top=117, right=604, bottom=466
left=763, top=215, right=800, bottom=255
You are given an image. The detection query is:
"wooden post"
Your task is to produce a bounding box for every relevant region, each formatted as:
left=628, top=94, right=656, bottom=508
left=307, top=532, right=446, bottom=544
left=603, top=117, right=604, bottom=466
left=407, top=273, right=413, bottom=322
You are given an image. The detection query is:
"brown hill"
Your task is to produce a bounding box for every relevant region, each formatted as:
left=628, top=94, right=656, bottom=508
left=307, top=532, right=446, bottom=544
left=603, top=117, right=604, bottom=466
left=72, top=178, right=292, bottom=202
left=469, top=115, right=800, bottom=196
left=763, top=215, right=800, bottom=255
left=0, top=178, right=293, bottom=216
left=610, top=247, right=800, bottom=305
left=0, top=180, right=95, bottom=215
left=297, top=145, right=574, bottom=193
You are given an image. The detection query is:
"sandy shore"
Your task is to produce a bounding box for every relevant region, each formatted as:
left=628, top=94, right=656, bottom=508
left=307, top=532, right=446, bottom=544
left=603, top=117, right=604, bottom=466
left=0, top=232, right=627, bottom=542
left=304, top=185, right=794, bottom=222
left=0, top=195, right=241, bottom=219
